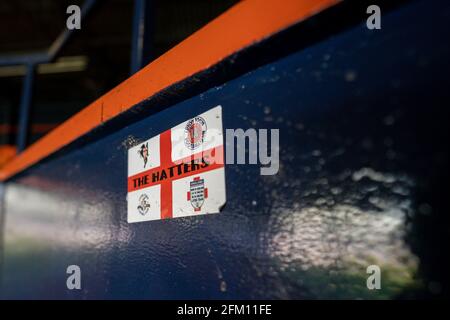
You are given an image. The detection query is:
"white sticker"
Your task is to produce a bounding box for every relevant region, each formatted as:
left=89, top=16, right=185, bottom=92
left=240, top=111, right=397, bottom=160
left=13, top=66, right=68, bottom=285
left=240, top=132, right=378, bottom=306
left=127, top=106, right=226, bottom=223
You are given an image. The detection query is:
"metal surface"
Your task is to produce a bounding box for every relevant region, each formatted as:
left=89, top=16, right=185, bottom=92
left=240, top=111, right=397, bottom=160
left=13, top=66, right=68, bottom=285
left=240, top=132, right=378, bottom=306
left=0, top=0, right=449, bottom=299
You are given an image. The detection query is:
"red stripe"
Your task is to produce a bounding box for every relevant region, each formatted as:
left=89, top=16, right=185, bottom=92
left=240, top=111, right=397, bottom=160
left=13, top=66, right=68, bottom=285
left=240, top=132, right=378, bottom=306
left=160, top=130, right=173, bottom=219
left=127, top=145, right=224, bottom=192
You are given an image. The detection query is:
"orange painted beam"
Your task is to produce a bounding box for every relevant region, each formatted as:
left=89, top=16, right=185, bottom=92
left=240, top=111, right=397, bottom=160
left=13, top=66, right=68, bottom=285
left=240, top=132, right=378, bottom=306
left=0, top=145, right=16, bottom=168
left=0, top=0, right=340, bottom=181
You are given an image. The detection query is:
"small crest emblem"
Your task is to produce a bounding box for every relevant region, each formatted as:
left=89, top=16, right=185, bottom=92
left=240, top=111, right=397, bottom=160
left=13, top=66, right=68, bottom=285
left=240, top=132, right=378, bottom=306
left=137, top=194, right=151, bottom=215
left=184, top=116, right=207, bottom=150
left=187, top=177, right=208, bottom=211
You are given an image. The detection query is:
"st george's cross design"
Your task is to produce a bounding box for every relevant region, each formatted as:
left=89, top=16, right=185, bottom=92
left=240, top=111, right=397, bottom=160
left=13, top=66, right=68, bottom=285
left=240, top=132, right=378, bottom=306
left=127, top=106, right=226, bottom=223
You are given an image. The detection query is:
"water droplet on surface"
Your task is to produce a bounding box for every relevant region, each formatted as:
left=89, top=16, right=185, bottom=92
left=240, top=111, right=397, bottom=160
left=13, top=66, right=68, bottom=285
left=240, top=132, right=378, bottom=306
left=345, top=70, right=357, bottom=82
left=428, top=281, right=442, bottom=295
left=418, top=203, right=432, bottom=215
left=220, top=280, right=227, bottom=292
left=383, top=115, right=395, bottom=126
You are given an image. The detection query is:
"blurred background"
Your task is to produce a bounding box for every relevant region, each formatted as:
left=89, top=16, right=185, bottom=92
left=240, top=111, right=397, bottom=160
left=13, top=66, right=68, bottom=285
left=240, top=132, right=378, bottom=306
left=0, top=0, right=237, bottom=165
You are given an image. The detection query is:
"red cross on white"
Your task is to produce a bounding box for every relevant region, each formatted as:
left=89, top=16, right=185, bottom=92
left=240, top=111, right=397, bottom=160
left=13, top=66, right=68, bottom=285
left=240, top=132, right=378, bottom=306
left=127, top=106, right=225, bottom=223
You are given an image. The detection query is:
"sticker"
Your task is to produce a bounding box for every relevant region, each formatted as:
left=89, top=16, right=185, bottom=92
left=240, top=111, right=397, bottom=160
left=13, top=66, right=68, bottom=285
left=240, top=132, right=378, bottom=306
left=127, top=105, right=226, bottom=223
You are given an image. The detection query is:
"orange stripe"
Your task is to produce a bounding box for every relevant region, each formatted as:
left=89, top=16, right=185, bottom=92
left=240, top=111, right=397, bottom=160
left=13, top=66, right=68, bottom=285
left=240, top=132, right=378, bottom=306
left=0, top=0, right=340, bottom=181
left=0, top=145, right=17, bottom=168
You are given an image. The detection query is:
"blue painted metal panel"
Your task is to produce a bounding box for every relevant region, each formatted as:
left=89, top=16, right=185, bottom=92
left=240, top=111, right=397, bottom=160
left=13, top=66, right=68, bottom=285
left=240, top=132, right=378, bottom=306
left=1, top=0, right=449, bottom=299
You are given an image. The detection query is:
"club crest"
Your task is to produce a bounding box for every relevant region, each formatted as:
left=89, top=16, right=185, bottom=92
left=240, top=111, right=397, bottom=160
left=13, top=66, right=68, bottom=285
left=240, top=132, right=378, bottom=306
left=184, top=116, right=207, bottom=150
left=137, top=194, right=150, bottom=215
left=187, top=177, right=208, bottom=211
